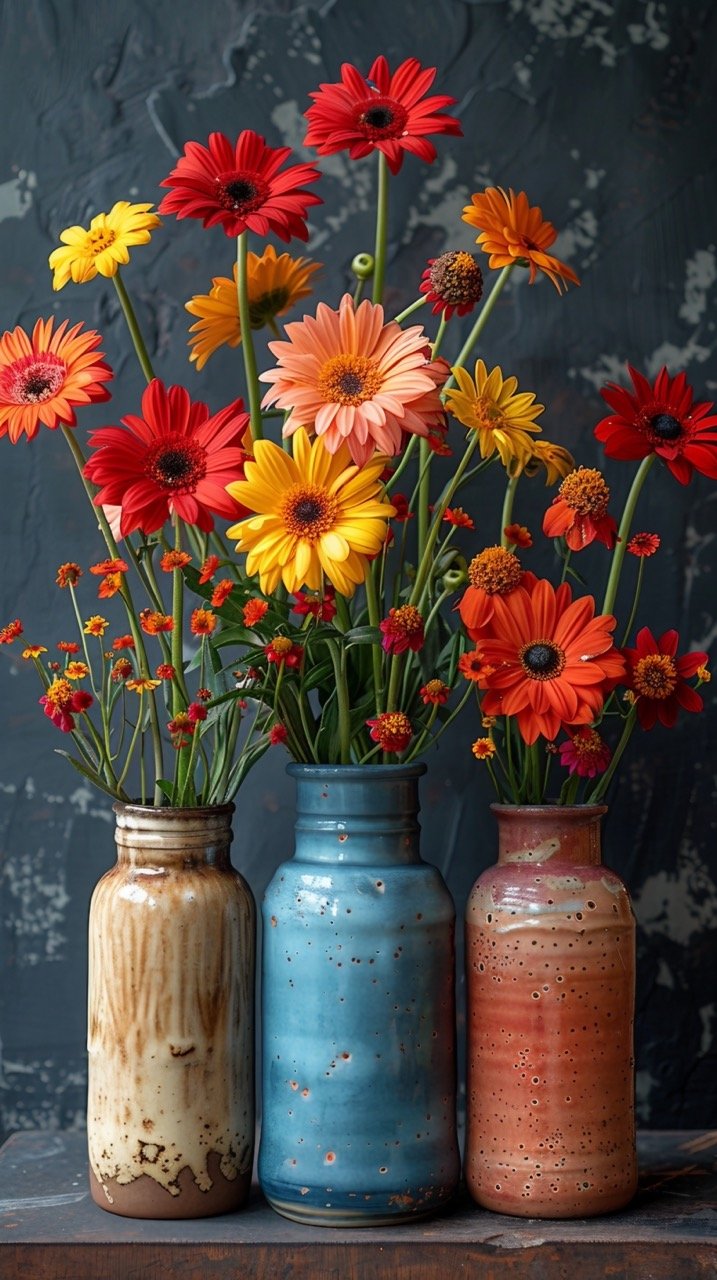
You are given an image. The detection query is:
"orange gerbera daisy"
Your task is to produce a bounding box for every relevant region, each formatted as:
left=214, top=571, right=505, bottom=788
left=259, top=294, right=446, bottom=466
left=0, top=319, right=112, bottom=443
left=186, top=246, right=321, bottom=370
left=478, top=579, right=625, bottom=745
left=462, top=187, right=580, bottom=294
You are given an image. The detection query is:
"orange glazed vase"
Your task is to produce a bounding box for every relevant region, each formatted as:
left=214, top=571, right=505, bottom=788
left=465, top=804, right=637, bottom=1219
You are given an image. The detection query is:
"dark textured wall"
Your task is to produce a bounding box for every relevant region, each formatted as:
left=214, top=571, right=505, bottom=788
left=0, top=0, right=715, bottom=1144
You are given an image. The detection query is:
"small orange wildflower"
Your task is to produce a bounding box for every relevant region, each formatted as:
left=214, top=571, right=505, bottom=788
left=471, top=737, right=496, bottom=760
left=420, top=679, right=450, bottom=705
left=56, top=563, right=82, bottom=588
left=160, top=550, right=192, bottom=572
left=504, top=523, right=532, bottom=549
left=443, top=506, right=475, bottom=529
left=211, top=578, right=234, bottom=608
left=139, top=609, right=174, bottom=635
left=112, top=635, right=135, bottom=650
left=0, top=619, right=23, bottom=644
left=458, top=649, right=494, bottom=685
left=198, top=554, right=220, bottom=584
left=126, top=676, right=162, bottom=693
left=243, top=598, right=269, bottom=627
left=463, top=186, right=580, bottom=294
left=111, top=658, right=133, bottom=682
left=22, top=644, right=47, bottom=659
left=83, top=615, right=109, bottom=637
left=57, top=641, right=80, bottom=653
left=190, top=608, right=217, bottom=636
left=89, top=558, right=129, bottom=576
left=64, top=661, right=90, bottom=680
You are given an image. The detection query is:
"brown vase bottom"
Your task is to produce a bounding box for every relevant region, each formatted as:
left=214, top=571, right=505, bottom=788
left=467, top=1180, right=637, bottom=1220
left=90, top=1151, right=252, bottom=1219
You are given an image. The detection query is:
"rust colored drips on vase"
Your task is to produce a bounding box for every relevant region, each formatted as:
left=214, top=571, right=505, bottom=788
left=465, top=805, right=637, bottom=1218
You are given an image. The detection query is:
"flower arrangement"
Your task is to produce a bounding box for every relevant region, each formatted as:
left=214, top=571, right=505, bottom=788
left=0, top=54, right=712, bottom=807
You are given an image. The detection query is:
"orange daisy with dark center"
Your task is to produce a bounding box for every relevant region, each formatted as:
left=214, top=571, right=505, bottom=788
left=84, top=378, right=250, bottom=537
left=0, top=318, right=112, bottom=443
left=10, top=354, right=66, bottom=403
left=478, top=578, right=625, bottom=745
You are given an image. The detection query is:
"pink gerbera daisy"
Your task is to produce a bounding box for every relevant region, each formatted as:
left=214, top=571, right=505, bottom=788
left=259, top=294, right=447, bottom=466
left=83, top=379, right=250, bottom=536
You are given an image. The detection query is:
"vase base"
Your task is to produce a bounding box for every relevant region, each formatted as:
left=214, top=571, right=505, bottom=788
left=89, top=1153, right=252, bottom=1219
left=264, top=1188, right=456, bottom=1228
left=467, top=1180, right=637, bottom=1220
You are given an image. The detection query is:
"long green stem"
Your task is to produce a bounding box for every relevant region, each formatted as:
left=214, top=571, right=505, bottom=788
left=325, top=639, right=351, bottom=763
left=61, top=426, right=164, bottom=800
left=602, top=454, right=656, bottom=617
left=364, top=566, right=384, bottom=715
left=372, top=153, right=390, bottom=305
left=410, top=433, right=479, bottom=606
left=443, top=264, right=515, bottom=391
left=393, top=296, right=427, bottom=325
left=620, top=556, right=645, bottom=646
left=385, top=434, right=419, bottom=492
left=112, top=273, right=154, bottom=383
left=500, top=473, right=520, bottom=547
left=432, top=314, right=448, bottom=358
left=236, top=233, right=263, bottom=441
left=586, top=705, right=637, bottom=803
left=417, top=438, right=431, bottom=567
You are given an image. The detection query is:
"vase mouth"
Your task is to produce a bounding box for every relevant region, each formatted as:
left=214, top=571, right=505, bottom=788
left=114, top=801, right=235, bottom=817
left=287, top=763, right=427, bottom=780
left=490, top=803, right=607, bottom=819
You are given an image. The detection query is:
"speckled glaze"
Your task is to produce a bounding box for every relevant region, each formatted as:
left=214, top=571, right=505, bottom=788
left=465, top=804, right=637, bottom=1219
left=87, top=804, right=255, bottom=1219
left=259, top=764, right=460, bottom=1226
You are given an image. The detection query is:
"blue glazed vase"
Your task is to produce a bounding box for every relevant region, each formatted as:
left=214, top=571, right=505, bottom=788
left=258, top=763, right=460, bottom=1226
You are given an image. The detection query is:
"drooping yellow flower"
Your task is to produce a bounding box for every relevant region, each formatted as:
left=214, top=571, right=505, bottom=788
left=445, top=360, right=543, bottom=470
left=226, top=428, right=394, bottom=597
left=49, top=202, right=161, bottom=290
left=522, top=438, right=575, bottom=486
left=185, top=246, right=321, bottom=371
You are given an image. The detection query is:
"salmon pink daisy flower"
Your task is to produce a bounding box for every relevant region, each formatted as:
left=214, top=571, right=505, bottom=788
left=478, top=579, right=625, bottom=745
left=542, top=467, right=619, bottom=551
left=623, top=627, right=707, bottom=730
left=595, top=365, right=717, bottom=484
left=304, top=56, right=462, bottom=175
left=559, top=727, right=612, bottom=778
left=0, top=319, right=112, bottom=443
left=84, top=379, right=250, bottom=537
left=259, top=294, right=446, bottom=466
left=158, top=130, right=321, bottom=242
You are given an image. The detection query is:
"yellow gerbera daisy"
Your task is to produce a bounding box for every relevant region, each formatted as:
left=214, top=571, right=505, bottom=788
left=49, top=202, right=160, bottom=291
left=444, top=360, right=544, bottom=470
left=185, top=245, right=321, bottom=371
left=226, top=428, right=394, bottom=597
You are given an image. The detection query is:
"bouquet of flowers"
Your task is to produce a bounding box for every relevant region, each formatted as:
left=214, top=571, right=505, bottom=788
left=0, top=54, right=712, bottom=806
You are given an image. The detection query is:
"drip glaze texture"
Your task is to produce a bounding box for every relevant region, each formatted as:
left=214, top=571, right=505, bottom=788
left=465, top=805, right=637, bottom=1219
left=259, top=765, right=460, bottom=1226
left=87, top=804, right=255, bottom=1219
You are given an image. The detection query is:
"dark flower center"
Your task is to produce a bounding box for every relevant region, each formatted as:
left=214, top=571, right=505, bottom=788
left=215, top=170, right=268, bottom=215
left=520, top=640, right=566, bottom=680
left=339, top=372, right=363, bottom=397
left=10, top=356, right=66, bottom=404
left=294, top=498, right=323, bottom=524
left=357, top=96, right=408, bottom=139
left=281, top=483, right=339, bottom=542
left=248, top=287, right=291, bottom=330
left=145, top=439, right=207, bottom=492
left=650, top=412, right=682, bottom=440
left=24, top=374, right=54, bottom=398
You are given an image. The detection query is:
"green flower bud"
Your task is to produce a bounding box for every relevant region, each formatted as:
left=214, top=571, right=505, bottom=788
left=351, top=253, right=375, bottom=281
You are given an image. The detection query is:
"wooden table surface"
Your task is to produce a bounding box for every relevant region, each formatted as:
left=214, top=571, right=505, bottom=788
left=0, top=1130, right=715, bottom=1279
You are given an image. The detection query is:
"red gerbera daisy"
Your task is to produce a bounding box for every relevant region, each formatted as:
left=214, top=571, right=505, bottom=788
left=595, top=364, right=717, bottom=484
left=627, top=532, right=660, bottom=557
left=623, top=626, right=707, bottom=729
left=83, top=379, right=250, bottom=537
left=304, top=56, right=462, bottom=176
left=542, top=467, right=619, bottom=551
left=0, top=318, right=112, bottom=443
left=478, top=578, right=625, bottom=745
left=158, top=130, right=322, bottom=242
left=419, top=250, right=483, bottom=319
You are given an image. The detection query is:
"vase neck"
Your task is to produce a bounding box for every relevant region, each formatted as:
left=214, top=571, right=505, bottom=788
left=492, top=805, right=606, bottom=867
left=289, top=765, right=425, bottom=866
left=113, top=803, right=234, bottom=868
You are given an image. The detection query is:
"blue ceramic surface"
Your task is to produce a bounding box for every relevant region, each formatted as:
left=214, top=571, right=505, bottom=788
left=258, top=763, right=459, bottom=1225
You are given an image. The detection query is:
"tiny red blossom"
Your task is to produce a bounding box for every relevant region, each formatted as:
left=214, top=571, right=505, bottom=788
left=89, top=558, right=129, bottom=576
left=155, top=663, right=176, bottom=680
left=0, top=619, right=23, bottom=644
left=190, top=608, right=217, bottom=635
left=443, top=506, right=474, bottom=529
left=211, top=578, right=235, bottom=608
left=199, top=554, right=221, bottom=584
left=292, top=589, right=337, bottom=622
left=420, top=679, right=450, bottom=705
left=559, top=728, right=612, bottom=778
left=366, top=711, right=412, bottom=754
left=243, top=598, right=270, bottom=627
left=112, top=635, right=135, bottom=650
left=627, top=532, right=661, bottom=557
left=56, top=563, right=82, bottom=588
left=111, top=658, right=133, bottom=682
left=504, top=523, right=533, bottom=549
left=380, top=605, right=425, bottom=655
left=391, top=493, right=414, bottom=522
left=264, top=636, right=303, bottom=667
left=160, top=550, right=193, bottom=572
left=57, top=641, right=81, bottom=653
left=187, top=702, right=208, bottom=723
left=269, top=723, right=288, bottom=745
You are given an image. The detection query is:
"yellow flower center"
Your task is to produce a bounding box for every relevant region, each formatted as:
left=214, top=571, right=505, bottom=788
left=571, top=728, right=605, bottom=758
left=520, top=640, right=566, bottom=681
left=468, top=546, right=522, bottom=594
left=558, top=467, right=610, bottom=516
left=471, top=394, right=505, bottom=431
left=317, top=354, right=383, bottom=406
left=88, top=226, right=117, bottom=255
left=45, top=678, right=73, bottom=709
left=429, top=251, right=483, bottom=305
left=424, top=679, right=447, bottom=698
left=270, top=636, right=294, bottom=656
left=281, top=484, right=339, bottom=541
left=387, top=604, right=423, bottom=637
left=633, top=653, right=677, bottom=700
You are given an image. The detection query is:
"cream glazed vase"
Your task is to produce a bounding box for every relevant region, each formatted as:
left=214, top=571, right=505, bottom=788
left=87, top=803, right=255, bottom=1218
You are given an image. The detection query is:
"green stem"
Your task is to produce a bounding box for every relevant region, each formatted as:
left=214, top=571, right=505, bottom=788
left=620, top=556, right=645, bottom=646
left=112, top=273, right=154, bottom=384
left=417, top=438, right=431, bottom=568
left=372, top=153, right=390, bottom=305
left=364, top=566, right=384, bottom=715
left=410, top=433, right=479, bottom=606
left=236, top=232, right=263, bottom=441
left=443, top=265, right=515, bottom=392
left=560, top=548, right=572, bottom=586
left=432, top=313, right=448, bottom=358
left=325, top=639, right=351, bottom=763
left=171, top=515, right=189, bottom=799
left=586, top=706, right=637, bottom=803
left=602, top=455, right=656, bottom=617
left=116, top=700, right=147, bottom=793
left=385, top=434, right=419, bottom=492
left=500, top=473, right=520, bottom=547
left=393, top=296, right=427, bottom=325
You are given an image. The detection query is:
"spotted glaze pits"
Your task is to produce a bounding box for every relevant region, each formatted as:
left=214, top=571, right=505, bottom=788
left=87, top=804, right=255, bottom=1218
left=465, top=805, right=637, bottom=1219
left=259, top=764, right=460, bottom=1226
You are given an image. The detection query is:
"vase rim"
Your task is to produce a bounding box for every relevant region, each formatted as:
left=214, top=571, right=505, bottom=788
left=287, top=762, right=427, bottom=780
left=490, top=802, right=607, bottom=818
left=114, top=801, right=235, bottom=817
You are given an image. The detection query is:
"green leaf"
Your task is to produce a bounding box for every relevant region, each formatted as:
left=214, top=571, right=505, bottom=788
left=54, top=751, right=122, bottom=801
